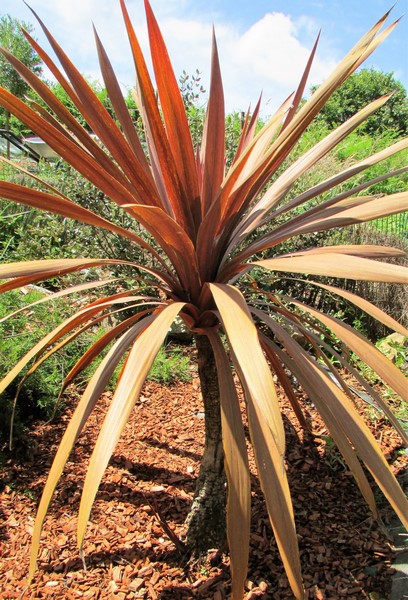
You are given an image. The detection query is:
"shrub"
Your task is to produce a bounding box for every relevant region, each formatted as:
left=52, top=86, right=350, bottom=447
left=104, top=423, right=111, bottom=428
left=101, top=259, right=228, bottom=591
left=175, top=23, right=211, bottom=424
left=312, top=68, right=408, bottom=136
left=148, top=345, right=192, bottom=385
left=0, top=287, right=114, bottom=448
left=0, top=288, right=64, bottom=443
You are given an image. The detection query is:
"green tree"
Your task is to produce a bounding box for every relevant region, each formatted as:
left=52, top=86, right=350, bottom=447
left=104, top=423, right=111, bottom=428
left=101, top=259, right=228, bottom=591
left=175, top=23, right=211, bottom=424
left=0, top=15, right=42, bottom=147
left=312, top=68, right=408, bottom=136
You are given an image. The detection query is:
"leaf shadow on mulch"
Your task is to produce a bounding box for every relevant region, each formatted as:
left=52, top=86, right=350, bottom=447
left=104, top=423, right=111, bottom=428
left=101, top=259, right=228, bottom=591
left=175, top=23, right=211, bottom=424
left=0, top=379, right=406, bottom=599
left=0, top=505, right=9, bottom=542
left=139, top=436, right=203, bottom=462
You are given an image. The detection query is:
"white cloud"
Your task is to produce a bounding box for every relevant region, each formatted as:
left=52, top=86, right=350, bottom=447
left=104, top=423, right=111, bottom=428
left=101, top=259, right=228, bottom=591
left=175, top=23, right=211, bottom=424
left=230, top=13, right=309, bottom=86
left=3, top=0, right=339, bottom=114
left=147, top=11, right=338, bottom=113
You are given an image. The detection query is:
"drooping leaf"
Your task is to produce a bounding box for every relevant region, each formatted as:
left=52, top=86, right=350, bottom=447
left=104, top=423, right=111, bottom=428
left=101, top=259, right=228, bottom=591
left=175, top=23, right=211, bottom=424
left=28, top=317, right=152, bottom=581
left=0, top=279, right=117, bottom=324
left=292, top=339, right=408, bottom=526
left=255, top=310, right=408, bottom=526
left=254, top=252, right=408, bottom=284
left=260, top=334, right=310, bottom=431
left=286, top=278, right=408, bottom=336
left=209, top=284, right=285, bottom=454
left=262, top=326, right=380, bottom=514
left=207, top=330, right=250, bottom=600
left=77, top=301, right=185, bottom=549
left=61, top=307, right=155, bottom=392
left=209, top=284, right=304, bottom=599
left=0, top=291, right=150, bottom=394
left=286, top=299, right=408, bottom=403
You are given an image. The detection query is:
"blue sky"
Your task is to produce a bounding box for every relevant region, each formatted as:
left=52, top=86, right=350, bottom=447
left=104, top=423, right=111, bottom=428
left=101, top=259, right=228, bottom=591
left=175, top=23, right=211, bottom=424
left=2, top=0, right=407, bottom=114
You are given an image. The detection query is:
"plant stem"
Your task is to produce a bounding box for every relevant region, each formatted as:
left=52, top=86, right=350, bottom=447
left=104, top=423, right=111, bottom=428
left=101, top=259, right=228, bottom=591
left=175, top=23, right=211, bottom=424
left=184, top=334, right=226, bottom=554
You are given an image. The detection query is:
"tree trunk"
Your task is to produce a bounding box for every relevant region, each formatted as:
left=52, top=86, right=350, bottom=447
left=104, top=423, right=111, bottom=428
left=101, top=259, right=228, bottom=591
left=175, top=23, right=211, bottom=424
left=184, top=334, right=226, bottom=554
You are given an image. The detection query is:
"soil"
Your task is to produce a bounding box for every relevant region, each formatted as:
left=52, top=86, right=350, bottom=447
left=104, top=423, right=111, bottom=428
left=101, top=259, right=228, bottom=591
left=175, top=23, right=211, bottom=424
left=0, top=371, right=406, bottom=599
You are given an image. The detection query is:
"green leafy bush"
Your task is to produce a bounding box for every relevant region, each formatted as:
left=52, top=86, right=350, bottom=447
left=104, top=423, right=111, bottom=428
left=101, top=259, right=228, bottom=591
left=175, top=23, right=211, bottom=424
left=312, top=68, right=408, bottom=136
left=148, top=345, right=192, bottom=384
left=0, top=287, right=109, bottom=447
left=0, top=288, right=63, bottom=442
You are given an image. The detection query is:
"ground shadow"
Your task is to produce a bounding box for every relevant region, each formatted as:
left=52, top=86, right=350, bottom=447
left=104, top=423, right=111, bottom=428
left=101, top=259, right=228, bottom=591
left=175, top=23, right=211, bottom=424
left=138, top=435, right=202, bottom=462
left=0, top=505, right=8, bottom=541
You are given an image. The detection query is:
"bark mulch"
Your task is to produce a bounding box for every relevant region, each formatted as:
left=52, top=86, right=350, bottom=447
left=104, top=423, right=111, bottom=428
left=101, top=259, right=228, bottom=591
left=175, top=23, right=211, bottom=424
left=0, top=375, right=406, bottom=599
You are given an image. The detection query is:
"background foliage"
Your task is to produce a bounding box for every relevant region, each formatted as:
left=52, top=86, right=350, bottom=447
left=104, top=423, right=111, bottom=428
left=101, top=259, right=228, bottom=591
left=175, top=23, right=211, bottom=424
left=0, top=14, right=42, bottom=136
left=312, top=68, right=408, bottom=136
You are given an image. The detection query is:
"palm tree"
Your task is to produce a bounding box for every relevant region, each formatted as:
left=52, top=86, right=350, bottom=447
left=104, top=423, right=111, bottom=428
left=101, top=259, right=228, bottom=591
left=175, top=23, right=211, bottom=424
left=0, top=2, right=407, bottom=597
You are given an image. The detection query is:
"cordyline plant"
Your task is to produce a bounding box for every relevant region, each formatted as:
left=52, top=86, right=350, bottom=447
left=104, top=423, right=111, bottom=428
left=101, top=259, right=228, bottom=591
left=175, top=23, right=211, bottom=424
left=0, top=2, right=408, bottom=598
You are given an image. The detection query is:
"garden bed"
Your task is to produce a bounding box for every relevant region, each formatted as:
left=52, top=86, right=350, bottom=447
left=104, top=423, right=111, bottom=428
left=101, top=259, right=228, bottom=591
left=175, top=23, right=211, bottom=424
left=0, top=375, right=406, bottom=599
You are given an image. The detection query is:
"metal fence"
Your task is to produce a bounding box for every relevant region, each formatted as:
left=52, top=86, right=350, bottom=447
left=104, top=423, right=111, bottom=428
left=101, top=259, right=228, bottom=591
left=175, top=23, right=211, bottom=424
left=370, top=212, right=408, bottom=238
left=0, top=158, right=39, bottom=183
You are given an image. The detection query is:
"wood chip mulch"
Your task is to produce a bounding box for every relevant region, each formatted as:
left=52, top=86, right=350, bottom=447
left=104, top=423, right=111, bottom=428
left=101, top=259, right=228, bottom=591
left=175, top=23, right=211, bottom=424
left=0, top=373, right=406, bottom=599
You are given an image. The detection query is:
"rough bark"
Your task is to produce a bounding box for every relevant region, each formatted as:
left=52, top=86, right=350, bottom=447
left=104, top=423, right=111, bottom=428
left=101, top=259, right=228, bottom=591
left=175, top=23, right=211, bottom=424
left=184, top=334, right=226, bottom=554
